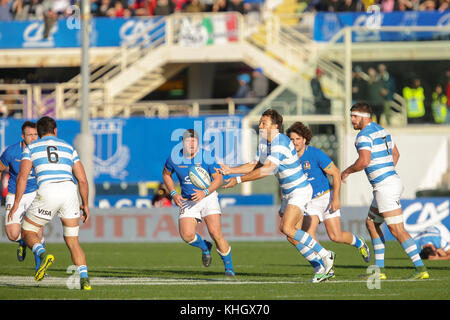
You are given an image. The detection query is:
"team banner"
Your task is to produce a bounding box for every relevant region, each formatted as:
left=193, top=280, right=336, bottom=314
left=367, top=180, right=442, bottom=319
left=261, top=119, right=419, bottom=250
left=0, top=14, right=239, bottom=49
left=0, top=116, right=246, bottom=183
left=384, top=198, right=450, bottom=240
left=0, top=17, right=164, bottom=48
left=96, top=194, right=274, bottom=208
left=0, top=198, right=447, bottom=242
left=0, top=206, right=369, bottom=243
left=314, top=10, right=450, bottom=42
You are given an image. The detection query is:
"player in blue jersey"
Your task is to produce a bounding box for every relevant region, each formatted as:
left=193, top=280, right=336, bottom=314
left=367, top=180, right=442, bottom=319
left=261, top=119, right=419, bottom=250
left=162, top=129, right=235, bottom=277
left=0, top=121, right=43, bottom=264
left=415, top=224, right=450, bottom=260
left=341, top=102, right=429, bottom=280
left=285, top=122, right=371, bottom=277
left=219, top=109, right=335, bottom=282
left=8, top=116, right=92, bottom=290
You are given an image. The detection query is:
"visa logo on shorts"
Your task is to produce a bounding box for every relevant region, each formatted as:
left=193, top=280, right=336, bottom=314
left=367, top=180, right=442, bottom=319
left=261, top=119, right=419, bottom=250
left=38, top=209, right=52, bottom=216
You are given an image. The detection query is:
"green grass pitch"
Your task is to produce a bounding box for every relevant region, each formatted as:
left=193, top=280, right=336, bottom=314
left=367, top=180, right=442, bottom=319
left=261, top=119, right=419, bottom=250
left=0, top=241, right=449, bottom=300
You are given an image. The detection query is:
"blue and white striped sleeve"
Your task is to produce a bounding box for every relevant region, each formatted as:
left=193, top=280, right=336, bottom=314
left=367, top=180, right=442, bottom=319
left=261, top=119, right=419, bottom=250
left=72, top=148, right=80, bottom=163
left=22, top=146, right=31, bottom=161
left=355, top=135, right=372, bottom=152
left=266, top=145, right=289, bottom=167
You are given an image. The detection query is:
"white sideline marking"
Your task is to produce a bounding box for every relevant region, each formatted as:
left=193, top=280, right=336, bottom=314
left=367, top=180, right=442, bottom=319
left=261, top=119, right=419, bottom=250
left=0, top=276, right=441, bottom=287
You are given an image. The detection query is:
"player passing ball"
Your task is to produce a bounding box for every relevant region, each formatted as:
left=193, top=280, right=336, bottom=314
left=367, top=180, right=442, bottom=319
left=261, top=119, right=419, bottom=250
left=218, top=109, right=335, bottom=283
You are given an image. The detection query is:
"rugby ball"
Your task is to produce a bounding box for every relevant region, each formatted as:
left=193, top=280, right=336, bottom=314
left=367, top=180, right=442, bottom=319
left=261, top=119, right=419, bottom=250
left=189, top=166, right=211, bottom=189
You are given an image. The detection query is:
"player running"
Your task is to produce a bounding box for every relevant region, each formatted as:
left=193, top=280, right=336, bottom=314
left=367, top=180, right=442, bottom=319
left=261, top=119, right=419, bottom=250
left=163, top=129, right=235, bottom=277
left=0, top=121, right=46, bottom=271
left=8, top=116, right=92, bottom=290
left=286, top=122, right=371, bottom=277
left=341, top=102, right=429, bottom=280
left=219, top=109, right=335, bottom=283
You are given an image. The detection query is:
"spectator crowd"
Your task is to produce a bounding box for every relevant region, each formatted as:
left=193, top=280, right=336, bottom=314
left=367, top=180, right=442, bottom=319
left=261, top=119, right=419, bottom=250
left=1, top=0, right=449, bottom=22
left=307, top=0, right=449, bottom=12
left=351, top=64, right=450, bottom=125
left=0, top=0, right=265, bottom=21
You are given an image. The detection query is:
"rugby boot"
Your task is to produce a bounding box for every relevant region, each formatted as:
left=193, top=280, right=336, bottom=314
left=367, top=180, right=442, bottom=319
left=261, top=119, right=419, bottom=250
left=407, top=266, right=430, bottom=280
left=17, top=242, right=26, bottom=262
left=35, top=253, right=54, bottom=282
left=202, top=240, right=213, bottom=267
left=80, top=277, right=92, bottom=290
left=358, top=236, right=372, bottom=263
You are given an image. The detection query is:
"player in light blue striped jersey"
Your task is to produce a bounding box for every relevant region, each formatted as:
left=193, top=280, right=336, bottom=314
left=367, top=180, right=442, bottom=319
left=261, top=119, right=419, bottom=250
left=8, top=116, right=92, bottom=290
left=414, top=224, right=450, bottom=260
left=341, top=102, right=429, bottom=280
left=220, top=109, right=335, bottom=283
left=286, top=122, right=371, bottom=279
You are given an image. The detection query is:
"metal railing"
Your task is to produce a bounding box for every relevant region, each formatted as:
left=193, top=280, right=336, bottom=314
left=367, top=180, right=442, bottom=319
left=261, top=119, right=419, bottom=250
left=0, top=81, right=261, bottom=118
left=1, top=18, right=448, bottom=122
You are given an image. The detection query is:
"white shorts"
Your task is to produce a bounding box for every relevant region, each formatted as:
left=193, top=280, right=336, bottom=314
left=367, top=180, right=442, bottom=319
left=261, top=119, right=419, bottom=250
left=279, top=184, right=313, bottom=216
left=4, top=192, right=37, bottom=226
left=26, top=181, right=81, bottom=225
left=370, top=174, right=403, bottom=214
left=304, top=191, right=341, bottom=223
left=179, top=191, right=221, bottom=222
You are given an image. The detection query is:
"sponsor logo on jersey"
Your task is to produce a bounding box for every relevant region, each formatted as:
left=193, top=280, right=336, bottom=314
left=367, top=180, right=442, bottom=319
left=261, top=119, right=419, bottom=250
left=38, top=209, right=52, bottom=216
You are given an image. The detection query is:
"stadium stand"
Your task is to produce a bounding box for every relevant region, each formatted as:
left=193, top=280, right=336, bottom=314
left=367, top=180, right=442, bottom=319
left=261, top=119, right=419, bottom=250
left=0, top=4, right=449, bottom=203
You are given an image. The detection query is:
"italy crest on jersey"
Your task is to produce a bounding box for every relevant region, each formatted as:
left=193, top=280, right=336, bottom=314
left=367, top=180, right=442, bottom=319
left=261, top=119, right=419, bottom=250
left=303, top=161, right=311, bottom=171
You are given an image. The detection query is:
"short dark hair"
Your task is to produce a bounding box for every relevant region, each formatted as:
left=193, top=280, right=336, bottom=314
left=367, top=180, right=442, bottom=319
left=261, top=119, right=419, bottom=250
left=286, top=122, right=312, bottom=145
left=419, top=246, right=434, bottom=260
left=37, top=116, right=57, bottom=138
left=182, top=129, right=199, bottom=141
left=262, top=109, right=283, bottom=133
left=351, top=102, right=373, bottom=115
left=21, top=121, right=36, bottom=135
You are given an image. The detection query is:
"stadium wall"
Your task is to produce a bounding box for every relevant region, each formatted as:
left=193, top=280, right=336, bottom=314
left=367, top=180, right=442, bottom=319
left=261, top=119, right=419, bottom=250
left=1, top=198, right=447, bottom=243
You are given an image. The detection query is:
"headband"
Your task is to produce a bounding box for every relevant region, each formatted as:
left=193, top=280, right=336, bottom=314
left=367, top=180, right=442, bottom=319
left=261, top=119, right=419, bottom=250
left=351, top=111, right=371, bottom=118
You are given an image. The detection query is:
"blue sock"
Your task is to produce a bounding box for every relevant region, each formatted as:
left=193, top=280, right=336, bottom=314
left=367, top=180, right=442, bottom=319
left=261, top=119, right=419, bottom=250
left=32, top=243, right=45, bottom=257
left=77, top=265, right=89, bottom=278
left=401, top=238, right=424, bottom=268
left=293, top=229, right=328, bottom=258
left=372, top=237, right=385, bottom=268
left=218, top=247, right=234, bottom=272
left=295, top=242, right=324, bottom=273
left=188, top=234, right=209, bottom=252
left=351, top=234, right=363, bottom=248
left=32, top=243, right=45, bottom=272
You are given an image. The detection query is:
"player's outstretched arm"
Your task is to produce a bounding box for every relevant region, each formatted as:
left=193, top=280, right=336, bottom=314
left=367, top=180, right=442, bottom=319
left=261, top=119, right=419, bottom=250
left=8, top=159, right=32, bottom=222
left=217, top=161, right=259, bottom=175
left=222, top=160, right=276, bottom=189
left=73, top=161, right=90, bottom=223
